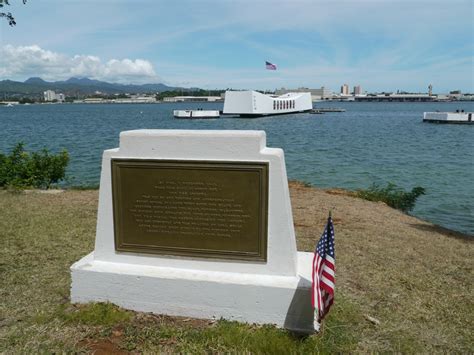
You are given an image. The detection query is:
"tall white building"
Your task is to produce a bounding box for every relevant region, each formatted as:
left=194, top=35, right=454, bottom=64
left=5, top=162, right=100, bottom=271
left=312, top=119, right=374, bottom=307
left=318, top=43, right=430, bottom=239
left=44, top=90, right=56, bottom=102
left=354, top=85, right=362, bottom=95
left=43, top=90, right=65, bottom=102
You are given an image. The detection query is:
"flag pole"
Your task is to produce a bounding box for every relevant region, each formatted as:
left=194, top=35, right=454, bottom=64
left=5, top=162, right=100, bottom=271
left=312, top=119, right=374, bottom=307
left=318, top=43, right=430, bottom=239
left=313, top=312, right=321, bottom=332
left=326, top=211, right=332, bottom=263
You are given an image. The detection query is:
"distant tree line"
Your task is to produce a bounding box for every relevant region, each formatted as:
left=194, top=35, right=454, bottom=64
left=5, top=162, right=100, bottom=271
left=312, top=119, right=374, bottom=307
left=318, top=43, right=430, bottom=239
left=1, top=90, right=229, bottom=103
left=156, top=89, right=223, bottom=101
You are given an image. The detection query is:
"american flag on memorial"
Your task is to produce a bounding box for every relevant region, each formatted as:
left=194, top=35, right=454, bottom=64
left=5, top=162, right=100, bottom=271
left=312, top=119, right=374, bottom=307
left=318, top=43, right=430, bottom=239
left=312, top=216, right=335, bottom=326
left=265, top=61, right=277, bottom=70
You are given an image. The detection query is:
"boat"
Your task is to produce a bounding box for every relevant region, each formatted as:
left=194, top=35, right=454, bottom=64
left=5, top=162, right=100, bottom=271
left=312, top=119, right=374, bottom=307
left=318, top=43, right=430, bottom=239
left=173, top=109, right=220, bottom=119
left=423, top=111, right=473, bottom=124
left=223, top=90, right=312, bottom=117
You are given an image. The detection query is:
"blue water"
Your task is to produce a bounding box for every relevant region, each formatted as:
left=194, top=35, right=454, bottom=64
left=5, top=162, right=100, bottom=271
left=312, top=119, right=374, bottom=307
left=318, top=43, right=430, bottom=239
left=1, top=101, right=473, bottom=235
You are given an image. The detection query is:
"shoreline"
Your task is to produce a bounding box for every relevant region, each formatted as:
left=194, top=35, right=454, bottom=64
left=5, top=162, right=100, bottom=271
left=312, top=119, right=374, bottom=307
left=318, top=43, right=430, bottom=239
left=305, top=183, right=474, bottom=239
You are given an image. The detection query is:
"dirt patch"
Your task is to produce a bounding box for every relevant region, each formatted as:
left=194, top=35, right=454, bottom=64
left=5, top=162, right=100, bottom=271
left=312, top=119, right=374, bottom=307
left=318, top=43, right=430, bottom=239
left=79, top=338, right=127, bottom=355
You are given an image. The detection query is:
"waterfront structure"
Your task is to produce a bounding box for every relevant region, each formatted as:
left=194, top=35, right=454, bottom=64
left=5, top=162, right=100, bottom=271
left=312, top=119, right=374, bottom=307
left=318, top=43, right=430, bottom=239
left=354, top=85, right=361, bottom=95
left=448, top=90, right=463, bottom=100
left=355, top=93, right=435, bottom=102
left=223, top=90, right=312, bottom=117
left=173, top=110, right=220, bottom=119
left=114, top=96, right=156, bottom=104
left=423, top=111, right=473, bottom=124
left=82, top=98, right=104, bottom=104
left=79, top=96, right=157, bottom=104
left=275, top=87, right=332, bottom=101
left=313, top=86, right=333, bottom=99
left=163, top=96, right=223, bottom=103
left=428, top=84, right=433, bottom=96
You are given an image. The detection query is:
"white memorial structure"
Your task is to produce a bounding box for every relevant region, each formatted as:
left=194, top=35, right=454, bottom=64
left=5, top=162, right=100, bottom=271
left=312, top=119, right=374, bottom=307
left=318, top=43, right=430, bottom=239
left=223, top=90, right=312, bottom=117
left=71, top=129, right=314, bottom=332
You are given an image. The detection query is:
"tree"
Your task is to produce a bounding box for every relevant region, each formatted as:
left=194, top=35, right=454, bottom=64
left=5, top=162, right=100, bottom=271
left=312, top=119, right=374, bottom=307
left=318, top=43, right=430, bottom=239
left=0, top=0, right=27, bottom=26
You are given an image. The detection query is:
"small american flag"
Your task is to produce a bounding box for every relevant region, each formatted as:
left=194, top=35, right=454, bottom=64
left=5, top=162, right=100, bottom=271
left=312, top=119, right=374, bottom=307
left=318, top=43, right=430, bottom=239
left=312, top=216, right=335, bottom=328
left=265, top=61, right=277, bottom=70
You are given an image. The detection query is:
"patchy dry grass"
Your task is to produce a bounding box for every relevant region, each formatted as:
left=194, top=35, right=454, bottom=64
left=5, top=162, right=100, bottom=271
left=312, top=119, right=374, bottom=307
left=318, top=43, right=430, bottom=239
left=290, top=181, right=473, bottom=352
left=0, top=185, right=472, bottom=353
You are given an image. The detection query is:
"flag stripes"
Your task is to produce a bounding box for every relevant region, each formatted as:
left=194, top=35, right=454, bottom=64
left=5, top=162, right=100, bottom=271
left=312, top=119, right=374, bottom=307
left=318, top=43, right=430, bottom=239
left=312, top=217, right=335, bottom=323
left=265, top=61, right=277, bottom=70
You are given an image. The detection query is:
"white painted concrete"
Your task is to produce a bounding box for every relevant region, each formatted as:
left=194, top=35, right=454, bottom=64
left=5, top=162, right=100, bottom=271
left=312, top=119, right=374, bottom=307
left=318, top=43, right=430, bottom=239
left=72, top=251, right=314, bottom=332
left=71, top=130, right=315, bottom=332
left=223, top=91, right=312, bottom=116
left=173, top=110, right=220, bottom=118
left=423, top=111, right=473, bottom=123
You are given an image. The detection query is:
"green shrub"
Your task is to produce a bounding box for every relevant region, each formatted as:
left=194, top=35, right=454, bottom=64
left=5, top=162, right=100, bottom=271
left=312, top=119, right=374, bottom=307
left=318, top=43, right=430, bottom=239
left=356, top=183, right=425, bottom=212
left=0, top=142, right=69, bottom=189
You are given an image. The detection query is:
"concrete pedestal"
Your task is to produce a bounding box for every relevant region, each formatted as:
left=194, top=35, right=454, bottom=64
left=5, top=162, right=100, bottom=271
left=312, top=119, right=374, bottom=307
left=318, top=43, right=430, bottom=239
left=71, top=130, right=314, bottom=332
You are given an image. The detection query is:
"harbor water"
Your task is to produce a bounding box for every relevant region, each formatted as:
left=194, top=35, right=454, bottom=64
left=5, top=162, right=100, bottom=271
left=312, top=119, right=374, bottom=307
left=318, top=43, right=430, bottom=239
left=1, top=101, right=473, bottom=235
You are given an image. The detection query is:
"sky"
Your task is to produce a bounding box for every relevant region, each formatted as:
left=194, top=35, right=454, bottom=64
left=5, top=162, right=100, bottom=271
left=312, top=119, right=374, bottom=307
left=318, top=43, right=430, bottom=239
left=0, top=0, right=473, bottom=93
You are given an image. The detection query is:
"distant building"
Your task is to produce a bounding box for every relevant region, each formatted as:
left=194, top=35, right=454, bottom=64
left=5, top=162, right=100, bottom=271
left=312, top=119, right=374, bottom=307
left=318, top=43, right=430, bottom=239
left=43, top=90, right=65, bottom=102
left=44, top=90, right=56, bottom=102
left=428, top=84, right=433, bottom=96
left=162, top=96, right=223, bottom=103
left=80, top=95, right=157, bottom=104
left=310, top=86, right=332, bottom=99
left=355, top=93, right=435, bottom=102
left=340, top=84, right=349, bottom=95
left=83, top=98, right=104, bottom=104
left=114, top=96, right=157, bottom=104
left=354, top=85, right=362, bottom=95
left=275, top=87, right=332, bottom=100
left=448, top=90, right=462, bottom=100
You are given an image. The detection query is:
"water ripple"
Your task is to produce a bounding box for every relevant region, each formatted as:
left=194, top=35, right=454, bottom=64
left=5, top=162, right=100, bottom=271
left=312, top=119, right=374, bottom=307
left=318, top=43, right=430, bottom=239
left=1, top=101, right=473, bottom=235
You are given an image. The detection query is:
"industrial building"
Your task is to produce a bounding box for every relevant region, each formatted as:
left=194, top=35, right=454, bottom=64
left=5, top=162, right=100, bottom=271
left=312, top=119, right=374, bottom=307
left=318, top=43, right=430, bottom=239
left=275, top=87, right=332, bottom=101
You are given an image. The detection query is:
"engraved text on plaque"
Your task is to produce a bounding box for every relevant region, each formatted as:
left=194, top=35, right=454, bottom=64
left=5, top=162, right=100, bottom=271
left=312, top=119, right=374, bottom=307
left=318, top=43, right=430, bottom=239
left=111, top=159, right=268, bottom=261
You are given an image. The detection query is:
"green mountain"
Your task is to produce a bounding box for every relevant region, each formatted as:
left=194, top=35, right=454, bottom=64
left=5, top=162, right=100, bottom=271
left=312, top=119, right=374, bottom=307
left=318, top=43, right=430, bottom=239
left=0, top=77, right=179, bottom=98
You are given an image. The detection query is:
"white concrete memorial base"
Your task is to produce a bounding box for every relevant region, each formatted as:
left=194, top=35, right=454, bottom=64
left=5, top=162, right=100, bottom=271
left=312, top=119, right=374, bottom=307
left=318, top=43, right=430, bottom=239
left=71, top=130, right=314, bottom=333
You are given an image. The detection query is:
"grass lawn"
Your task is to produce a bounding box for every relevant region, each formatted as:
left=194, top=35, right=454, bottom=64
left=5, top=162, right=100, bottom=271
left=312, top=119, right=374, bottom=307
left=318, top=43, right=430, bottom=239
left=0, top=185, right=472, bottom=353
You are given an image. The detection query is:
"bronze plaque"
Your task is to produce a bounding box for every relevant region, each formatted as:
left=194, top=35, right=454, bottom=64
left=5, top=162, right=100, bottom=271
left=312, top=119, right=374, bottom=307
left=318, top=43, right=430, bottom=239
left=111, top=159, right=268, bottom=261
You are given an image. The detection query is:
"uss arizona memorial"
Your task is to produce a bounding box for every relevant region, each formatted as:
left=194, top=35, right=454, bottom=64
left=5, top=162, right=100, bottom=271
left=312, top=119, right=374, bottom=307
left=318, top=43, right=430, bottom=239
left=223, top=90, right=313, bottom=117
left=174, top=90, right=313, bottom=118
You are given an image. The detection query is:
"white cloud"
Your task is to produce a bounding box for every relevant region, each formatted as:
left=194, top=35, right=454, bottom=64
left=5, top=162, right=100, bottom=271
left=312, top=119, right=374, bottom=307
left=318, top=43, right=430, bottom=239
left=0, top=44, right=159, bottom=83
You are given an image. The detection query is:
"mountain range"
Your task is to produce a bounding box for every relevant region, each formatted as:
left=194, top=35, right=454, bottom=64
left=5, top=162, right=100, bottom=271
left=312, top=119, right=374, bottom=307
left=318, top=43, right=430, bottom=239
left=0, top=77, right=181, bottom=97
